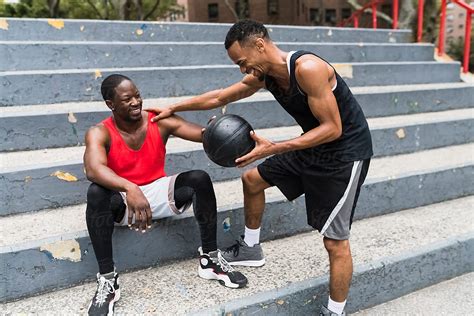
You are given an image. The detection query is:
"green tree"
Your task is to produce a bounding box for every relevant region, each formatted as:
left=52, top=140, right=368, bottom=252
left=447, top=36, right=474, bottom=72
left=0, top=0, right=184, bottom=20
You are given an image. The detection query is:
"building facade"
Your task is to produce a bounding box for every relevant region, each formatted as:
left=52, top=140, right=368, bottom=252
left=175, top=0, right=393, bottom=27
left=445, top=1, right=474, bottom=45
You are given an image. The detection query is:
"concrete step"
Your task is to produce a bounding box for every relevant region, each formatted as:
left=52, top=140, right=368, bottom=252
left=0, top=62, right=461, bottom=106
left=3, top=108, right=472, bottom=168
left=0, top=18, right=412, bottom=43
left=354, top=272, right=474, bottom=315
left=0, top=145, right=472, bottom=302
left=0, top=42, right=435, bottom=71
left=1, top=113, right=472, bottom=215
left=2, top=83, right=473, bottom=152
left=2, top=196, right=472, bottom=311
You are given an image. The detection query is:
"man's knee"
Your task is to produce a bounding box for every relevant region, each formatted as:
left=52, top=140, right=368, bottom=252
left=87, top=183, right=111, bottom=206
left=185, top=170, right=212, bottom=187
left=323, top=237, right=351, bottom=257
left=241, top=168, right=266, bottom=195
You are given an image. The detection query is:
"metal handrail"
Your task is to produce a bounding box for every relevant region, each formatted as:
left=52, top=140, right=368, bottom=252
left=438, top=0, right=473, bottom=73
left=337, top=0, right=383, bottom=29
left=336, top=0, right=472, bottom=73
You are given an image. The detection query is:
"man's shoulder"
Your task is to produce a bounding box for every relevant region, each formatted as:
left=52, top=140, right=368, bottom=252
left=85, top=123, right=110, bottom=145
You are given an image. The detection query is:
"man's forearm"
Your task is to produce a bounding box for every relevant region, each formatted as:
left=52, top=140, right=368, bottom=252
left=274, top=123, right=341, bottom=154
left=170, top=89, right=224, bottom=113
left=86, top=165, right=138, bottom=193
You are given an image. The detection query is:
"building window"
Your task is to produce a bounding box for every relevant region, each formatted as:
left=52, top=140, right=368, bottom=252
left=235, top=0, right=250, bottom=19
left=208, top=3, right=218, bottom=20
left=341, top=8, right=351, bottom=20
left=325, top=9, right=337, bottom=25
left=459, top=24, right=464, bottom=29
left=268, top=0, right=278, bottom=16
left=309, top=9, right=320, bottom=25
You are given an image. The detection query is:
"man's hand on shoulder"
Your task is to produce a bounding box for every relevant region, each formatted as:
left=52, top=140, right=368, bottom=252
left=147, top=106, right=174, bottom=122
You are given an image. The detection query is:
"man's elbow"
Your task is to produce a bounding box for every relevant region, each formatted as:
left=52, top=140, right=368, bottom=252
left=84, top=166, right=97, bottom=183
left=329, top=124, right=342, bottom=142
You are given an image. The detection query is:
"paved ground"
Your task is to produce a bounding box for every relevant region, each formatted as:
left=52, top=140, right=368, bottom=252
left=354, top=272, right=474, bottom=315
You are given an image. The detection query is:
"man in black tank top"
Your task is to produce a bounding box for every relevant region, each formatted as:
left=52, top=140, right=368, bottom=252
left=150, top=20, right=372, bottom=315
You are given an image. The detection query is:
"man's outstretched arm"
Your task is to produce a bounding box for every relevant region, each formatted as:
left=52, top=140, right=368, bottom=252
left=149, top=74, right=265, bottom=121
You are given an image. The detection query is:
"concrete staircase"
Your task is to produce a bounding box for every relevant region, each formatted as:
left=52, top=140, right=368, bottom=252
left=1, top=18, right=473, bottom=314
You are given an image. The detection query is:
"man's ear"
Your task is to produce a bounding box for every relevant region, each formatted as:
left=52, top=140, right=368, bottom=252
left=255, top=38, right=265, bottom=53
left=105, top=100, right=115, bottom=111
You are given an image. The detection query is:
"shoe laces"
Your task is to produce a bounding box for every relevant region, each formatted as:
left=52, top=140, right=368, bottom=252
left=94, top=276, right=115, bottom=307
left=214, top=250, right=234, bottom=273
left=223, top=240, right=241, bottom=257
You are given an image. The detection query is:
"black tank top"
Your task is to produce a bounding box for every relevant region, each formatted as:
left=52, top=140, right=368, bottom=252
left=264, top=50, right=373, bottom=162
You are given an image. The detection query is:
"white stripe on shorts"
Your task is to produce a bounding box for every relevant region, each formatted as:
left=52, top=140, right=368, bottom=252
left=320, top=160, right=362, bottom=235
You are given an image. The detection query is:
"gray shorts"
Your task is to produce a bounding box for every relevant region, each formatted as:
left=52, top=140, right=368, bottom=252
left=258, top=152, right=370, bottom=240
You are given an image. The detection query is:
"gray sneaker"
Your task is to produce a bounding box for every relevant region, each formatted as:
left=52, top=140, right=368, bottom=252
left=221, top=236, right=265, bottom=267
left=320, top=305, right=346, bottom=316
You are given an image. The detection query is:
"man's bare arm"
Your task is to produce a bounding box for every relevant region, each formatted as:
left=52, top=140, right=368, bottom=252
left=84, top=126, right=137, bottom=192
left=84, top=125, right=152, bottom=231
left=273, top=57, right=342, bottom=153
left=235, top=58, right=342, bottom=167
left=158, top=114, right=204, bottom=143
left=150, top=75, right=264, bottom=121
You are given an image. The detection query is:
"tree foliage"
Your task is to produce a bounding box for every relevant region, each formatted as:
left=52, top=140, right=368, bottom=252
left=447, top=36, right=474, bottom=72
left=0, top=0, right=184, bottom=20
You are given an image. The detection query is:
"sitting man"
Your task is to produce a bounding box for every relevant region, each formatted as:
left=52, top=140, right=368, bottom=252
left=84, top=74, right=247, bottom=315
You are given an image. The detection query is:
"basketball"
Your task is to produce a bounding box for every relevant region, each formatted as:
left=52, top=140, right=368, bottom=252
left=202, top=114, right=256, bottom=167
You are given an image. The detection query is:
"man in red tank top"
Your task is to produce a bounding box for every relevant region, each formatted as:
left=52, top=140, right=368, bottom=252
left=84, top=74, right=247, bottom=315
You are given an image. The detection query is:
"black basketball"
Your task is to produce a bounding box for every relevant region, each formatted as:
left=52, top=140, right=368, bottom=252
left=203, top=114, right=256, bottom=167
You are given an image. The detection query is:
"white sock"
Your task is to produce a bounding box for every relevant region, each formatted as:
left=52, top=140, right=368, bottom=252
left=244, top=226, right=261, bottom=247
left=327, top=296, right=346, bottom=315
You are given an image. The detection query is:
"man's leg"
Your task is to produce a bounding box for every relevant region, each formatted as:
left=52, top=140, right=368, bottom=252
left=324, top=238, right=353, bottom=302
left=174, top=170, right=217, bottom=253
left=221, top=168, right=271, bottom=267
left=173, top=170, right=248, bottom=288
left=242, top=168, right=272, bottom=229
left=86, top=183, right=125, bottom=315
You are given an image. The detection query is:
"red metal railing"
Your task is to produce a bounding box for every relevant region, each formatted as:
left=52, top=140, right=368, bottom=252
left=337, top=0, right=383, bottom=29
left=438, top=0, right=473, bottom=73
left=338, top=0, right=472, bottom=73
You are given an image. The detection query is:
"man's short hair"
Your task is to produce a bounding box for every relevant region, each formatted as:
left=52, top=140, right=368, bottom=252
left=224, top=19, right=269, bottom=50
left=100, top=74, right=132, bottom=101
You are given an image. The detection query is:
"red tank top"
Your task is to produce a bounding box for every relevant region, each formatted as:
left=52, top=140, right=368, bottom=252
left=102, top=112, right=166, bottom=186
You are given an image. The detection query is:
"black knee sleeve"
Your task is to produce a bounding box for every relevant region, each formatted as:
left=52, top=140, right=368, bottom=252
left=86, top=183, right=125, bottom=274
left=174, top=170, right=217, bottom=253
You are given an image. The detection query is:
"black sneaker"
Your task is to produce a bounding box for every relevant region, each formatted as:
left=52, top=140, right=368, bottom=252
left=87, top=271, right=120, bottom=316
left=197, top=247, right=248, bottom=289
left=221, top=236, right=265, bottom=267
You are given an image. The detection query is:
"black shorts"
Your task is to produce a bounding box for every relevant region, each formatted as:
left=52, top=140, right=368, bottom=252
left=257, top=149, right=370, bottom=240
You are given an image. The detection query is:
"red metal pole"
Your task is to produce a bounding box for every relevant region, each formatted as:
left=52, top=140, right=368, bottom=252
left=417, top=0, right=424, bottom=42
left=438, top=0, right=447, bottom=55
left=372, top=3, right=377, bottom=29
left=354, top=16, right=359, bottom=28
left=393, top=0, right=399, bottom=29
left=462, top=11, right=472, bottom=73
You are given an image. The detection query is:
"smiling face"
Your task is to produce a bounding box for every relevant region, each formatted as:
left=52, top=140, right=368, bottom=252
left=227, top=38, right=267, bottom=81
left=106, top=79, right=143, bottom=122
